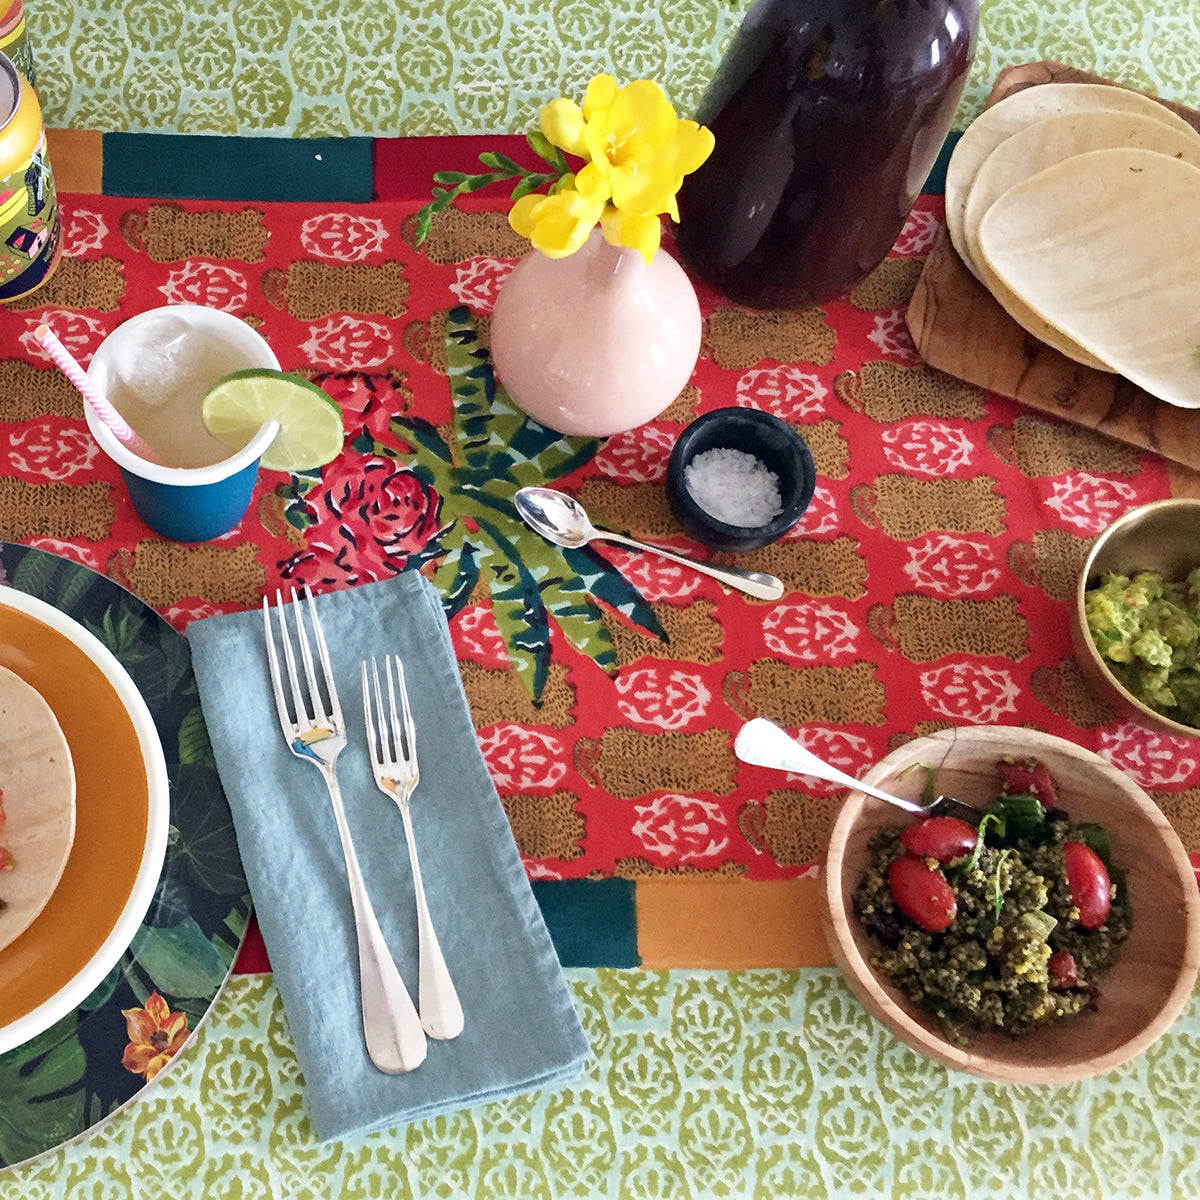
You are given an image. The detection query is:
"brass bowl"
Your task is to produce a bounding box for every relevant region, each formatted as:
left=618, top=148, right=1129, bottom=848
left=821, top=726, right=1200, bottom=1084
left=1071, top=498, right=1200, bottom=738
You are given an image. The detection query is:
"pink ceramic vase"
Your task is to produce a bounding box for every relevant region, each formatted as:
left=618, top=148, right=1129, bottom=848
left=489, top=229, right=702, bottom=438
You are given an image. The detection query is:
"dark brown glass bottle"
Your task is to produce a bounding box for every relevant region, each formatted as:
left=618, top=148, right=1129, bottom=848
left=674, top=0, right=979, bottom=310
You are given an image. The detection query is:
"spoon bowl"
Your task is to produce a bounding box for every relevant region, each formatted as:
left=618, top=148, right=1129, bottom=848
left=514, top=486, right=785, bottom=601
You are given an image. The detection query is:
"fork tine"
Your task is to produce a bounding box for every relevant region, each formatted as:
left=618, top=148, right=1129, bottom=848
left=392, top=656, right=417, bottom=766
left=262, top=596, right=292, bottom=731
left=274, top=588, right=310, bottom=726
left=291, top=586, right=325, bottom=721
left=304, top=586, right=344, bottom=727
left=362, top=658, right=380, bottom=763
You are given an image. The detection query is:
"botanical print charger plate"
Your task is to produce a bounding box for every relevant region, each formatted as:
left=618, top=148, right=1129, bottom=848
left=0, top=543, right=251, bottom=1171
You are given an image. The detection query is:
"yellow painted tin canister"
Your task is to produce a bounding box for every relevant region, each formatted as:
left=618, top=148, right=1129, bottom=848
left=0, top=51, right=58, bottom=302
left=0, top=1, right=33, bottom=87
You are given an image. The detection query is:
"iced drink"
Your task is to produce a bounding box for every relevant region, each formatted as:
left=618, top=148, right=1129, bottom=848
left=103, top=312, right=256, bottom=469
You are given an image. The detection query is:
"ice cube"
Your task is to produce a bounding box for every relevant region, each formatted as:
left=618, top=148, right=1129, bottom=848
left=113, top=315, right=210, bottom=409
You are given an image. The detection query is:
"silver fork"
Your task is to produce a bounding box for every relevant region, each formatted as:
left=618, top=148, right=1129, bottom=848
left=263, top=589, right=428, bottom=1073
left=362, top=655, right=464, bottom=1041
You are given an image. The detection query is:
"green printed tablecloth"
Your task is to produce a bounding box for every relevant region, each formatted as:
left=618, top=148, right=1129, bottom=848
left=26, top=0, right=1200, bottom=138
left=7, top=970, right=1200, bottom=1199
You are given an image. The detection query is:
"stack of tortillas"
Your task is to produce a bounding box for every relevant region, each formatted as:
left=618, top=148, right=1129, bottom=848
left=945, top=83, right=1200, bottom=408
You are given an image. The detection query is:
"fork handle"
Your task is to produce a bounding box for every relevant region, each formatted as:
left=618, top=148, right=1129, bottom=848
left=398, top=801, right=464, bottom=1041
left=324, top=769, right=428, bottom=1073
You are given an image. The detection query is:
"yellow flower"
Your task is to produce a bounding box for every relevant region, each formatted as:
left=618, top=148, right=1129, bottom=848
left=580, top=75, right=714, bottom=220
left=121, top=992, right=190, bottom=1082
left=510, top=186, right=607, bottom=258
left=540, top=97, right=588, bottom=159
left=600, top=207, right=664, bottom=264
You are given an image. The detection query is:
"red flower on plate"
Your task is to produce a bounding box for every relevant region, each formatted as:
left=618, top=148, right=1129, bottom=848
left=121, top=992, right=189, bottom=1082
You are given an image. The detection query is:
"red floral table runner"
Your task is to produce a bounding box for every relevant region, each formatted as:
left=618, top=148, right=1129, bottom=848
left=2, top=187, right=1198, bottom=894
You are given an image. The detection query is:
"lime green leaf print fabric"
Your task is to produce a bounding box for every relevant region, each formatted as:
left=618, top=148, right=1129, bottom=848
left=27, top=0, right=1200, bottom=137
left=6, top=971, right=1200, bottom=1198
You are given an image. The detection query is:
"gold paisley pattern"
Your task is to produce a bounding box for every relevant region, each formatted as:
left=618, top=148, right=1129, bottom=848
left=6, top=971, right=1199, bottom=1196
left=25, top=0, right=1200, bottom=136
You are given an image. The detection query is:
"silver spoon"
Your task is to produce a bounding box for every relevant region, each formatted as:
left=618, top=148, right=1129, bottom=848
left=514, top=486, right=785, bottom=602
left=734, top=717, right=980, bottom=822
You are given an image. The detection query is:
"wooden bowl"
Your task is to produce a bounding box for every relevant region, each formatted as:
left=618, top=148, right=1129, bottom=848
left=821, top=726, right=1200, bottom=1083
left=1071, top=498, right=1200, bottom=737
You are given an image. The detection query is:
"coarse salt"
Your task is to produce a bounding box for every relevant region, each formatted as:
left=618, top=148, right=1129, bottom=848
left=683, top=447, right=783, bottom=527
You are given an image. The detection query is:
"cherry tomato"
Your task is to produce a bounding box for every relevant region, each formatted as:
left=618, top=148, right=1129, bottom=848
left=888, top=852, right=957, bottom=932
left=1047, top=950, right=1078, bottom=989
left=1063, top=841, right=1112, bottom=930
left=997, top=756, right=1057, bottom=806
left=900, top=816, right=977, bottom=863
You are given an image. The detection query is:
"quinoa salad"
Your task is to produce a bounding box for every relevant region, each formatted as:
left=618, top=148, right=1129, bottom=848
left=854, top=757, right=1131, bottom=1041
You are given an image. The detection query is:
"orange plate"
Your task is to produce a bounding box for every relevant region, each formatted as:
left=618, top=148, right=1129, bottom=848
left=0, top=605, right=149, bottom=1027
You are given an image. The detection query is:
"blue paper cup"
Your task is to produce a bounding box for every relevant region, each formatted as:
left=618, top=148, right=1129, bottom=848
left=84, top=305, right=280, bottom=542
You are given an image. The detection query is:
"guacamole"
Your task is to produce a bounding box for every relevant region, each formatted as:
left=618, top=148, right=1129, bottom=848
left=1084, top=569, right=1200, bottom=727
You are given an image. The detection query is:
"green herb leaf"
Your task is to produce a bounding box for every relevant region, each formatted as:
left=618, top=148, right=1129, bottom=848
left=527, top=130, right=569, bottom=171
left=1072, top=821, right=1113, bottom=863
left=991, top=847, right=1013, bottom=918
left=991, top=792, right=1045, bottom=833
left=966, top=810, right=1006, bottom=871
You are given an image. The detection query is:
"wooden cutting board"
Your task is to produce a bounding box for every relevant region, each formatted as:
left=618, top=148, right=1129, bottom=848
left=906, top=62, right=1200, bottom=473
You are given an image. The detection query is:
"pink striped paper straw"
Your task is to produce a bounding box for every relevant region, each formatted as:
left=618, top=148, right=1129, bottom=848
left=34, top=323, right=161, bottom=463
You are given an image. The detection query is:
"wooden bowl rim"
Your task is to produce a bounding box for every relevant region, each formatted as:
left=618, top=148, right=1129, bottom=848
left=822, top=725, right=1200, bottom=1084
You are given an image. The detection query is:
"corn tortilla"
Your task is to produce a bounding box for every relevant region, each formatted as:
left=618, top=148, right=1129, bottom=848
left=977, top=147, right=1200, bottom=409
left=0, top=664, right=76, bottom=953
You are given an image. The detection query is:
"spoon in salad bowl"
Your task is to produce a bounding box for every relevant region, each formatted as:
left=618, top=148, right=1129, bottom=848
left=734, top=718, right=980, bottom=822
left=514, top=486, right=785, bottom=601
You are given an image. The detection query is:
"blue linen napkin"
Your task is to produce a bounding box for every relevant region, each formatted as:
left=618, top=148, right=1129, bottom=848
left=187, top=572, right=589, bottom=1141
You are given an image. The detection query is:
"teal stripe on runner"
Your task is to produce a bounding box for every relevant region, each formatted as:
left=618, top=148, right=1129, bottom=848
left=532, top=879, right=639, bottom=968
left=102, top=135, right=376, bottom=201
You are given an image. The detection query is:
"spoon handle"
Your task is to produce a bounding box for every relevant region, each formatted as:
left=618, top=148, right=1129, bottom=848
left=734, top=718, right=927, bottom=815
left=595, top=531, right=784, bottom=601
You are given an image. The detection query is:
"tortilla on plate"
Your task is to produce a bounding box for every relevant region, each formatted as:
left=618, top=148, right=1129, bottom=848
left=0, top=664, right=77, bottom=953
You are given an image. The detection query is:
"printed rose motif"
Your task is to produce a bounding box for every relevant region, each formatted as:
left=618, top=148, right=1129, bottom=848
left=284, top=457, right=444, bottom=587
left=632, top=792, right=728, bottom=862
left=736, top=364, right=827, bottom=421
left=592, top=423, right=674, bottom=482
left=121, top=992, right=189, bottom=1082
left=478, top=725, right=567, bottom=790
left=615, top=666, right=710, bottom=729
left=868, top=308, right=920, bottom=362
left=1044, top=474, right=1139, bottom=535
left=27, top=538, right=102, bottom=571
left=300, top=212, right=389, bottom=261
left=21, top=310, right=106, bottom=362
left=450, top=257, right=513, bottom=312
left=920, top=662, right=1020, bottom=723
left=161, top=598, right=226, bottom=631
left=62, top=208, right=109, bottom=255
left=300, top=316, right=392, bottom=370
left=602, top=546, right=702, bottom=601
left=893, top=207, right=942, bottom=256
left=763, top=601, right=860, bottom=662
left=881, top=421, right=975, bottom=475
left=792, top=484, right=838, bottom=537
left=8, top=424, right=99, bottom=482
left=904, top=534, right=1000, bottom=597
left=309, top=372, right=409, bottom=442
left=159, top=262, right=248, bottom=310
left=453, top=603, right=510, bottom=666
left=1098, top=723, right=1200, bottom=789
